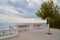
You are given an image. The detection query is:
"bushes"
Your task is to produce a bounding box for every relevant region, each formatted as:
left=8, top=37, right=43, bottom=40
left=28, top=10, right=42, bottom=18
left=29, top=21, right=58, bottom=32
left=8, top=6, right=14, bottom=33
left=49, top=16, right=60, bottom=29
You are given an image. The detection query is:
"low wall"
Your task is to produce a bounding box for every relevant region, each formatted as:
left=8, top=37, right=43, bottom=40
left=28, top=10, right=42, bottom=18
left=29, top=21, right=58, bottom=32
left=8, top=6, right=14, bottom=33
left=0, top=28, right=18, bottom=39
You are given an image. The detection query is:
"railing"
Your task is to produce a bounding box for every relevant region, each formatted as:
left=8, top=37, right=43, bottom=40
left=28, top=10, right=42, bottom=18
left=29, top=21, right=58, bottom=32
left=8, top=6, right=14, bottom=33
left=0, top=29, right=17, bottom=37
left=0, top=24, right=18, bottom=39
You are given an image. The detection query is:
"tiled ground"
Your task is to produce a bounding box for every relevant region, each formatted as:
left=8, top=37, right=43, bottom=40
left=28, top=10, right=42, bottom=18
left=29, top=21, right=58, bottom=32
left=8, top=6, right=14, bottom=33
left=2, top=28, right=60, bottom=40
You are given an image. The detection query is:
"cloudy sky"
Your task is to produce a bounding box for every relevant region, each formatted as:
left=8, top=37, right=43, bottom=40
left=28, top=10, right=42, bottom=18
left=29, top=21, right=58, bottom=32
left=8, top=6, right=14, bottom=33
left=0, top=0, right=60, bottom=23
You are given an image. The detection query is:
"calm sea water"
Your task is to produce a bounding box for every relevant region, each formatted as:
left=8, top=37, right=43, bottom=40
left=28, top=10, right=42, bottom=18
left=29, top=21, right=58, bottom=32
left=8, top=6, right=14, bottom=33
left=0, top=23, right=48, bottom=35
left=0, top=23, right=48, bottom=29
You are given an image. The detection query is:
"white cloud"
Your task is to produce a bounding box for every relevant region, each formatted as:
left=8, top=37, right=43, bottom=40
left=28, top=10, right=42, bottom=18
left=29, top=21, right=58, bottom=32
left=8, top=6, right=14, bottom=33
left=43, top=0, right=49, bottom=2
left=0, top=5, right=26, bottom=17
left=27, top=0, right=40, bottom=4
left=10, top=0, right=16, bottom=3
left=10, top=0, right=24, bottom=3
left=0, top=0, right=7, bottom=6
left=27, top=0, right=40, bottom=7
left=0, top=6, right=46, bottom=23
left=0, top=13, right=46, bottom=23
left=27, top=0, right=49, bottom=7
left=0, top=4, right=34, bottom=23
left=0, top=15, right=10, bottom=20
left=53, top=0, right=58, bottom=4
left=0, top=0, right=58, bottom=23
left=0, top=4, right=28, bottom=23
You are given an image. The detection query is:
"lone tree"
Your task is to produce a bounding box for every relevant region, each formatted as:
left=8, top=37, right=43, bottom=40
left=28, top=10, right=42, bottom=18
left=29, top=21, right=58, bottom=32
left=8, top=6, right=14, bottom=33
left=36, top=0, right=59, bottom=35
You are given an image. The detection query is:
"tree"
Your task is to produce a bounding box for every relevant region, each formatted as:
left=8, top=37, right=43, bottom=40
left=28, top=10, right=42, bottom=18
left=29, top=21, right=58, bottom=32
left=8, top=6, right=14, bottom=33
left=50, top=15, right=60, bottom=29
left=36, top=0, right=59, bottom=35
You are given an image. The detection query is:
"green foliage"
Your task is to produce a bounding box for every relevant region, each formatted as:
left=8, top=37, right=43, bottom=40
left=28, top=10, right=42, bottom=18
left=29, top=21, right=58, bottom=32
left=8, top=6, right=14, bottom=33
left=36, top=0, right=60, bottom=29
left=50, top=16, right=60, bottom=29
left=36, top=1, right=59, bottom=19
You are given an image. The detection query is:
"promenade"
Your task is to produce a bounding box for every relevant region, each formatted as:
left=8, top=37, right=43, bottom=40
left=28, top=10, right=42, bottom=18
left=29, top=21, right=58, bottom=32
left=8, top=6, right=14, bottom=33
left=2, top=28, right=60, bottom=40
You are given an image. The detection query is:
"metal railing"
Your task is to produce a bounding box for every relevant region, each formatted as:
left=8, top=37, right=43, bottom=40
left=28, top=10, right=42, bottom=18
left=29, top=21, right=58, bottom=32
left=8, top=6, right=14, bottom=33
left=0, top=29, right=17, bottom=37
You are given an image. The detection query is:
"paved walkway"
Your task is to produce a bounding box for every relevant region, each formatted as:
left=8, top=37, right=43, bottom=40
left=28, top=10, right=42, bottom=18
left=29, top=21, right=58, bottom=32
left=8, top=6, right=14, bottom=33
left=2, top=28, right=60, bottom=40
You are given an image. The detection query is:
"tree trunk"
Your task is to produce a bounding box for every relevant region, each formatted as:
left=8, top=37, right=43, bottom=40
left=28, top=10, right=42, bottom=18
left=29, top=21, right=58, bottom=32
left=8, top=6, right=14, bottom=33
left=47, top=19, right=51, bottom=35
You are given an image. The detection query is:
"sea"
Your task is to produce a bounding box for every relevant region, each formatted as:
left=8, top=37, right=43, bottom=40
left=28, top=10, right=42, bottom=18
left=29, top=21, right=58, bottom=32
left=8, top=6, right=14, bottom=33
left=0, top=23, right=48, bottom=29
left=0, top=23, right=48, bottom=35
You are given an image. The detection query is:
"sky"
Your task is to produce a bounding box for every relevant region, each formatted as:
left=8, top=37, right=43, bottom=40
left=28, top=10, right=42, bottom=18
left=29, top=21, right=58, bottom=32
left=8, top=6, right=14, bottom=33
left=0, top=0, right=60, bottom=23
